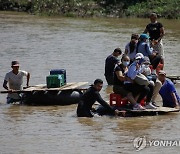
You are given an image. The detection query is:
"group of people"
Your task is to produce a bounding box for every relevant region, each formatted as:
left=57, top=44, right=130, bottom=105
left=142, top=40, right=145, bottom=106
left=3, top=13, right=180, bottom=118
left=104, top=13, right=180, bottom=111
left=77, top=13, right=179, bottom=117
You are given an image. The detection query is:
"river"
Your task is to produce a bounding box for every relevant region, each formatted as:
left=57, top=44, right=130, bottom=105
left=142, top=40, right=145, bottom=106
left=0, top=12, right=180, bottom=154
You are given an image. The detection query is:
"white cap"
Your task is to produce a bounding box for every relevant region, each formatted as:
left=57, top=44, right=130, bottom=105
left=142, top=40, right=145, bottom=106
left=135, top=53, right=144, bottom=59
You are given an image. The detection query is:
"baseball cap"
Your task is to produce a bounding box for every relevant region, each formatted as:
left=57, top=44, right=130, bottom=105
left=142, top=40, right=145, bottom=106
left=158, top=70, right=166, bottom=76
left=135, top=53, right=144, bottom=60
left=11, top=61, right=20, bottom=67
left=143, top=56, right=150, bottom=64
left=140, top=34, right=150, bottom=39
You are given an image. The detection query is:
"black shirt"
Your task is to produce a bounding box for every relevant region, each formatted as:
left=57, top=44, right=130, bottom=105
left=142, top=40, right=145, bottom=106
left=105, top=54, right=119, bottom=76
left=77, top=86, right=114, bottom=117
left=146, top=22, right=163, bottom=40
left=113, top=64, right=125, bottom=86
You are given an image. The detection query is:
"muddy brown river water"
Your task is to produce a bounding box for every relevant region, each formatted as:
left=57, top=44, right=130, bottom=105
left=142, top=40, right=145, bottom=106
left=0, top=12, right=180, bottom=154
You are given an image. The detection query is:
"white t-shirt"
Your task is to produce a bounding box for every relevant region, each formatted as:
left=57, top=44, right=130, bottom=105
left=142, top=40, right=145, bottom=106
left=4, top=70, right=28, bottom=99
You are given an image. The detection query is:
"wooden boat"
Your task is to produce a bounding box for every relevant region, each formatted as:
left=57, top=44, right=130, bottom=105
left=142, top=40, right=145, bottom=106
left=0, top=82, right=88, bottom=105
left=166, top=75, right=180, bottom=83
left=95, top=105, right=180, bottom=117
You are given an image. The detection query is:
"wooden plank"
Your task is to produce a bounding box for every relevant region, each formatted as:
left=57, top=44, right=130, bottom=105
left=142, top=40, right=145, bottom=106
left=23, top=82, right=75, bottom=91
left=167, top=75, right=180, bottom=80
left=62, top=82, right=88, bottom=90
left=125, top=107, right=179, bottom=113
left=0, top=82, right=88, bottom=93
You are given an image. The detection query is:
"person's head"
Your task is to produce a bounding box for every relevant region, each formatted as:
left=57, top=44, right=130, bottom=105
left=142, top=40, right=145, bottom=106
left=143, top=56, right=150, bottom=67
left=113, top=48, right=122, bottom=57
left=130, top=34, right=139, bottom=45
left=11, top=61, right=20, bottom=72
left=121, top=55, right=130, bottom=67
left=135, top=53, right=144, bottom=65
left=158, top=70, right=166, bottom=83
left=139, top=34, right=150, bottom=42
left=93, top=79, right=103, bottom=92
left=149, top=13, right=158, bottom=23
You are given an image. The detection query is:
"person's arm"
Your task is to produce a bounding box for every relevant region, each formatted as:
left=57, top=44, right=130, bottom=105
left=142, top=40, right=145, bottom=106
left=124, top=49, right=128, bottom=55
left=168, top=80, right=179, bottom=108
left=154, top=24, right=165, bottom=43
left=157, top=27, right=165, bottom=42
left=96, top=92, right=115, bottom=113
left=3, top=80, right=9, bottom=90
left=143, top=28, right=148, bottom=34
left=127, top=64, right=139, bottom=80
left=116, top=71, right=133, bottom=82
left=124, top=43, right=129, bottom=55
left=26, top=72, right=30, bottom=87
left=171, top=92, right=179, bottom=108
left=116, top=71, right=125, bottom=81
left=145, top=43, right=153, bottom=56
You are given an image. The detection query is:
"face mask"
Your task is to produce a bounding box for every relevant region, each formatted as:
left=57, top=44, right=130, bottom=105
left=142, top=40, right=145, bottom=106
left=122, top=61, right=130, bottom=67
left=143, top=64, right=149, bottom=68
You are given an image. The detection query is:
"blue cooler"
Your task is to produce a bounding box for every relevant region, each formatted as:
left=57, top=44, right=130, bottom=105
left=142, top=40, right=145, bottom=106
left=50, top=69, right=66, bottom=84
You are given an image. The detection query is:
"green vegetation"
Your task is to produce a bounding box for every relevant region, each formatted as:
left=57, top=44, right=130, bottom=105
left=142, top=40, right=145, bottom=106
left=0, top=0, right=180, bottom=19
left=126, top=0, right=180, bottom=19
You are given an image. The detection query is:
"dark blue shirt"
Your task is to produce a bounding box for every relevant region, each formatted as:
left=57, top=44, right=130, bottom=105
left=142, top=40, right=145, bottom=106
left=159, top=79, right=180, bottom=107
left=105, top=55, right=119, bottom=76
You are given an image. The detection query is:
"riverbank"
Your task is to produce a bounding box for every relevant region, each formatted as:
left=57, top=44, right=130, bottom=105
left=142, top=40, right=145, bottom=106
left=0, top=0, right=180, bottom=19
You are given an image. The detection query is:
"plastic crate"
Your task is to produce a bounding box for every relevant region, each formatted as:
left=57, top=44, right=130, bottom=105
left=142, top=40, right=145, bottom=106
left=109, top=93, right=128, bottom=107
left=50, top=69, right=66, bottom=83
left=46, top=74, right=64, bottom=88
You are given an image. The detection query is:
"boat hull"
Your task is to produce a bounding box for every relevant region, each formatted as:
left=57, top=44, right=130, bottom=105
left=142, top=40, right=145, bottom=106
left=22, top=90, right=83, bottom=105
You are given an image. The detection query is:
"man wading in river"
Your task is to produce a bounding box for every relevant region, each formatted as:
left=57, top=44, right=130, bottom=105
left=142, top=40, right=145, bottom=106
left=77, top=79, right=119, bottom=117
left=3, top=61, right=30, bottom=104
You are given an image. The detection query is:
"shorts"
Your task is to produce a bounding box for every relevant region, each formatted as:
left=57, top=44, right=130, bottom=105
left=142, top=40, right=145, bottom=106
left=152, top=40, right=164, bottom=58
left=105, top=75, right=114, bottom=85
left=6, top=97, right=21, bottom=104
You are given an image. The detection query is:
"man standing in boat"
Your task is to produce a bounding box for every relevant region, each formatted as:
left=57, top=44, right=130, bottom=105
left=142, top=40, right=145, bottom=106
left=3, top=61, right=30, bottom=104
left=77, top=79, right=119, bottom=117
left=144, top=13, right=165, bottom=66
left=158, top=70, right=180, bottom=108
left=105, top=48, right=122, bottom=85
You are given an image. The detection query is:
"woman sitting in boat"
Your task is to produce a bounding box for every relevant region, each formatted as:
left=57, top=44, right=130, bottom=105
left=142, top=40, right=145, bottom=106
left=113, top=55, right=143, bottom=110
left=158, top=70, right=180, bottom=108
left=136, top=34, right=161, bottom=75
left=124, top=53, right=157, bottom=109
left=124, top=33, right=139, bottom=64
left=76, top=79, right=119, bottom=117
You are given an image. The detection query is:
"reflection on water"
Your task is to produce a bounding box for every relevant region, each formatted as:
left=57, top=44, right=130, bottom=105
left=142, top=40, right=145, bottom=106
left=0, top=12, right=180, bottom=153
